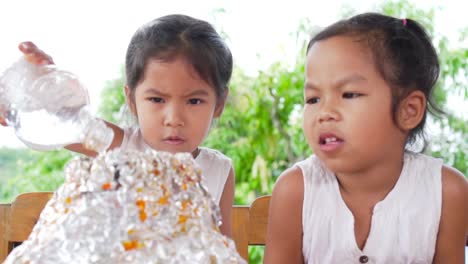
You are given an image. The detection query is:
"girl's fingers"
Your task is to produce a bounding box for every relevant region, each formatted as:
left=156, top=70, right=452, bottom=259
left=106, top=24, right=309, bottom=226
left=23, top=54, right=51, bottom=65
left=18, top=41, right=36, bottom=54
left=18, top=41, right=54, bottom=65
left=0, top=116, right=7, bottom=126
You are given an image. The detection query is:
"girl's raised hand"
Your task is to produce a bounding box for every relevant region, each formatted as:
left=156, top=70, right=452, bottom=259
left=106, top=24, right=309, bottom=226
left=18, top=41, right=54, bottom=65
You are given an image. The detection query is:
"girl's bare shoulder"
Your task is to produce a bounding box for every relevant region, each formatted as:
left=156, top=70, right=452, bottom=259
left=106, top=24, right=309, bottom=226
left=441, top=165, right=468, bottom=202
left=272, top=166, right=304, bottom=206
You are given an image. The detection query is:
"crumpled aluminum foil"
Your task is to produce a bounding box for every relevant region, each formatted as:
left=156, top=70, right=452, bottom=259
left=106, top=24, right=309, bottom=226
left=5, top=149, right=246, bottom=264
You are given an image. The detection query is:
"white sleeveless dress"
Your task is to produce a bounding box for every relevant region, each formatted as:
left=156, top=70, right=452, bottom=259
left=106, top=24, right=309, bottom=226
left=296, top=152, right=442, bottom=264
left=120, top=127, right=232, bottom=204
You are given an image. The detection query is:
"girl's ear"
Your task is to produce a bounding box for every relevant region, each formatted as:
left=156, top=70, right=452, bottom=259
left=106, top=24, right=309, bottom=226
left=397, top=90, right=426, bottom=130
left=214, top=88, right=229, bottom=118
left=124, top=85, right=137, bottom=116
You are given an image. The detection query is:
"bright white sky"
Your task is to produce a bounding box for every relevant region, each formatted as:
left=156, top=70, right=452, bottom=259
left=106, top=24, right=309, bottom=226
left=0, top=0, right=466, bottom=148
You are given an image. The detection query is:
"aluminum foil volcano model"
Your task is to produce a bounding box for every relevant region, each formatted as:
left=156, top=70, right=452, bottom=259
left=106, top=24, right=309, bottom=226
left=4, top=149, right=245, bottom=264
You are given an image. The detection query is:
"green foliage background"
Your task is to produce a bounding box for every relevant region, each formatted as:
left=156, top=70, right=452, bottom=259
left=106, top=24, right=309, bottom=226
left=0, top=1, right=466, bottom=263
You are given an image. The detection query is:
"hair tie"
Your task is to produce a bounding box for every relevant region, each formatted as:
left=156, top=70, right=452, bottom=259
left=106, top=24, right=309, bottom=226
left=402, top=18, right=407, bottom=26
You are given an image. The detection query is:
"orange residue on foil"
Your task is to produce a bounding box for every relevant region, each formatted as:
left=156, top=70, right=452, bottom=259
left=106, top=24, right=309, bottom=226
left=136, top=200, right=145, bottom=210
left=101, top=182, right=112, bottom=190
left=122, top=240, right=144, bottom=251
left=139, top=211, right=147, bottom=222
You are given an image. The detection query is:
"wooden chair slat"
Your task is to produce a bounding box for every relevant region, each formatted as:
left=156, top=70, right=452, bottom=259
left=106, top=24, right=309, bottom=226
left=0, top=204, right=12, bottom=262
left=248, top=195, right=270, bottom=245
left=6, top=192, right=53, bottom=242
left=232, top=206, right=249, bottom=261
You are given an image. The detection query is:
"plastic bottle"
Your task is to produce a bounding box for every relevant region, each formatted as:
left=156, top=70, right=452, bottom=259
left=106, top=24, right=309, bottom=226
left=0, top=57, right=113, bottom=152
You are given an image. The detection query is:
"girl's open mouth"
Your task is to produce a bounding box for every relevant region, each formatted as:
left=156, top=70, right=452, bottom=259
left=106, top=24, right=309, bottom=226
left=318, top=133, right=344, bottom=152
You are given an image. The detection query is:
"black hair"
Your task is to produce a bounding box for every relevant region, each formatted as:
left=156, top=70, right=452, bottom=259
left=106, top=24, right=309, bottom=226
left=307, top=12, right=443, bottom=149
left=125, top=14, right=233, bottom=101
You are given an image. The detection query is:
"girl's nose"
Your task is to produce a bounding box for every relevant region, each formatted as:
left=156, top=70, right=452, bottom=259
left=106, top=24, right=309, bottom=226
left=163, top=106, right=185, bottom=127
left=318, top=111, right=337, bottom=123
left=318, top=101, right=340, bottom=123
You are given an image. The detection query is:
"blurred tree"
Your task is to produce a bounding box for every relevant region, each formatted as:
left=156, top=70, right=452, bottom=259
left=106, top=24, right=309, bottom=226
left=0, top=149, right=72, bottom=203
left=98, top=67, right=127, bottom=124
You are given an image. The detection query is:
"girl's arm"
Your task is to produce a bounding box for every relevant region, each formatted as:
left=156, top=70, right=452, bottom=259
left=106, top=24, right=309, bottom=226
left=432, top=166, right=468, bottom=264
left=65, top=121, right=124, bottom=157
left=219, top=166, right=235, bottom=237
left=264, top=167, right=304, bottom=264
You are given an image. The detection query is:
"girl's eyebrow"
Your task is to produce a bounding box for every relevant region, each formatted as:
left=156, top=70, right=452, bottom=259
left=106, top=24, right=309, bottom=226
left=143, top=88, right=168, bottom=96
left=184, top=89, right=210, bottom=97
left=305, top=74, right=368, bottom=91
left=333, top=74, right=367, bottom=89
left=304, top=82, right=319, bottom=91
left=143, top=88, right=210, bottom=97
